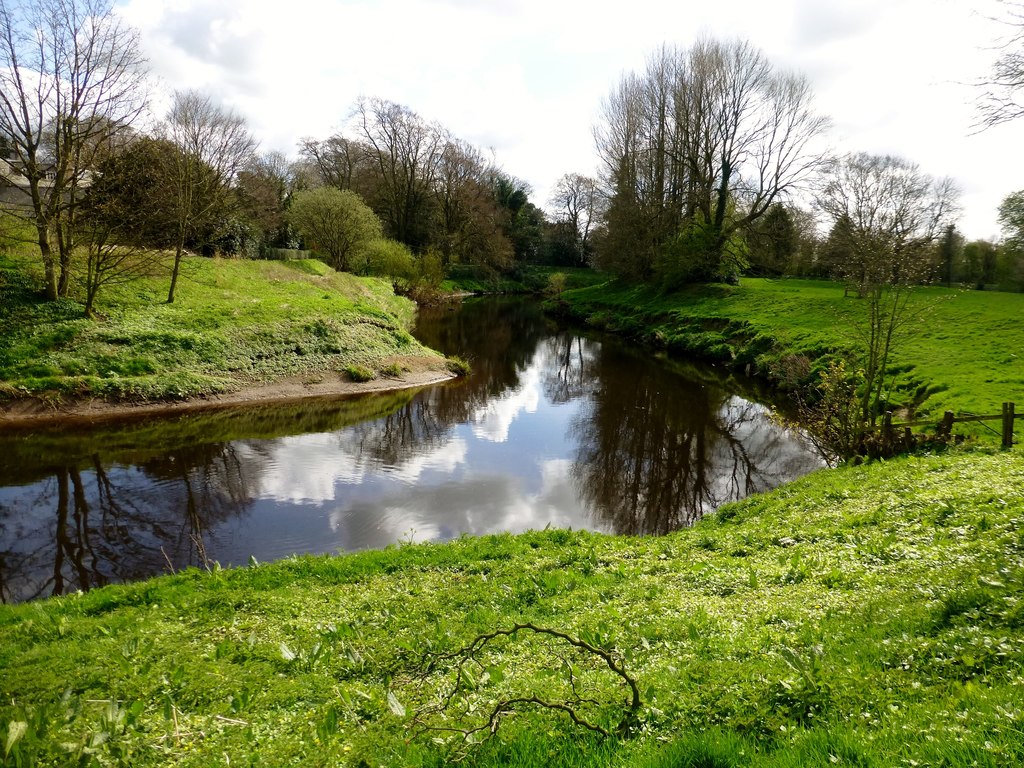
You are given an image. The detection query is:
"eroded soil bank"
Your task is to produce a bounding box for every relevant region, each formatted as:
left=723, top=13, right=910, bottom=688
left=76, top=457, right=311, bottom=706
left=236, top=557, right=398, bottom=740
left=0, top=358, right=454, bottom=428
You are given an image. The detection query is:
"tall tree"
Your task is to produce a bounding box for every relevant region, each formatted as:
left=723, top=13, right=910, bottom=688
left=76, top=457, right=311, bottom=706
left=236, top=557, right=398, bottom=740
left=746, top=202, right=798, bottom=276
left=163, top=90, right=257, bottom=303
left=997, top=190, right=1024, bottom=290
left=0, top=0, right=147, bottom=300
left=549, top=173, right=601, bottom=268
left=76, top=139, right=170, bottom=316
left=236, top=150, right=294, bottom=253
left=352, top=97, right=444, bottom=251
left=998, top=189, right=1024, bottom=249
left=594, top=39, right=828, bottom=283
left=936, top=223, right=964, bottom=286
left=494, top=173, right=544, bottom=265
left=962, top=239, right=999, bottom=287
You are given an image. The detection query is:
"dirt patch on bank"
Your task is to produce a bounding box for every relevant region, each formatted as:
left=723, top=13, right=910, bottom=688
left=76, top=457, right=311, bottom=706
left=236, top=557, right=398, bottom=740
left=0, top=356, right=456, bottom=428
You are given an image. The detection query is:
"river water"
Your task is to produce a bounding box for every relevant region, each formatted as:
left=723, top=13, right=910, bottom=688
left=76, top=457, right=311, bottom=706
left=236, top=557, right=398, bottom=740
left=0, top=298, right=822, bottom=602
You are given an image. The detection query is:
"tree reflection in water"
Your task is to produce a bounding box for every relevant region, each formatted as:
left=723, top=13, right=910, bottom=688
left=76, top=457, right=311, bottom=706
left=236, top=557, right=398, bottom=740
left=0, top=445, right=257, bottom=603
left=561, top=336, right=818, bottom=535
left=0, top=395, right=414, bottom=603
left=0, top=298, right=822, bottom=603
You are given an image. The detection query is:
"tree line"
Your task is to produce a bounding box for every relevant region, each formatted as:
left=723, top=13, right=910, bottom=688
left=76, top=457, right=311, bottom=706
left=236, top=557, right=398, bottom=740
left=3, top=0, right=1024, bottom=323
left=0, top=0, right=591, bottom=316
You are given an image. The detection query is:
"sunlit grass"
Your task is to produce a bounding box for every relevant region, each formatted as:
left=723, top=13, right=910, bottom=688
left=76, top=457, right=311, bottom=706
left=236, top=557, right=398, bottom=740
left=1, top=448, right=1022, bottom=765
left=0, top=253, right=442, bottom=402
left=561, top=278, right=1024, bottom=424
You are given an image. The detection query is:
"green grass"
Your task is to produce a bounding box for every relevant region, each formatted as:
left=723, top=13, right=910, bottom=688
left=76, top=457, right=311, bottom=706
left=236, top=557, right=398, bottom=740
left=559, top=278, right=1024, bottom=421
left=0, top=253, right=445, bottom=403
left=2, top=448, right=1022, bottom=766
left=442, top=265, right=610, bottom=295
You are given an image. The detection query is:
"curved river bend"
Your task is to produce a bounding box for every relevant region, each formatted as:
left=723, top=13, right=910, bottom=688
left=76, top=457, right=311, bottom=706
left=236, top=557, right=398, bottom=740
left=0, top=298, right=822, bottom=602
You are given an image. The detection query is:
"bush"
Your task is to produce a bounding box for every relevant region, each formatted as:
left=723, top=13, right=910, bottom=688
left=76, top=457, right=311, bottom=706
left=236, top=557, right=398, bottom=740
left=355, top=239, right=416, bottom=281
left=343, top=364, right=376, bottom=382
left=380, top=362, right=406, bottom=378
left=545, top=272, right=568, bottom=299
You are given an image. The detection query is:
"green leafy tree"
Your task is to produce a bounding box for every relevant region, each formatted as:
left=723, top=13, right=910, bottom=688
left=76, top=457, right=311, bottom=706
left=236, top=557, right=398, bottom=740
left=962, top=239, right=999, bottom=287
left=997, top=191, right=1024, bottom=290
left=494, top=173, right=544, bottom=265
left=287, top=188, right=382, bottom=272
left=76, top=141, right=171, bottom=316
left=936, top=223, right=964, bottom=286
left=998, top=189, right=1024, bottom=249
left=351, top=238, right=416, bottom=282
left=746, top=203, right=798, bottom=276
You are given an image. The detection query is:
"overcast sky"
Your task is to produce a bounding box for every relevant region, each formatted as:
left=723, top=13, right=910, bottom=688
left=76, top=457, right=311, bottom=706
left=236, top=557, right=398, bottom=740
left=118, top=0, right=1021, bottom=240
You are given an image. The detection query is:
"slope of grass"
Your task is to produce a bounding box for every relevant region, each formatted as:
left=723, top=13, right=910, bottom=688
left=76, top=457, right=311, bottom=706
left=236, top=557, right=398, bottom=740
left=558, top=278, right=1024, bottom=420
left=0, top=254, right=445, bottom=403
left=1, top=448, right=1022, bottom=766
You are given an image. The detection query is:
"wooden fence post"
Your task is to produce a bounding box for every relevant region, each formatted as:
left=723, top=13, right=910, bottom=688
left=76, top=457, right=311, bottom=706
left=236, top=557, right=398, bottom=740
left=1003, top=402, right=1016, bottom=449
left=941, top=411, right=955, bottom=439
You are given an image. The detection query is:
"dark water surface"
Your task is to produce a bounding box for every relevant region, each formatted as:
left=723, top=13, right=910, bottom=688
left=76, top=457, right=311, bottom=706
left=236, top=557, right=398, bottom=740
left=0, top=298, right=822, bottom=602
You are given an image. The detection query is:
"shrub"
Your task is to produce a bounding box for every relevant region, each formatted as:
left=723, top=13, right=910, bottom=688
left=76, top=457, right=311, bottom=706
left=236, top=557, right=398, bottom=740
left=380, top=362, right=405, bottom=378
left=355, top=239, right=416, bottom=281
left=344, top=364, right=375, bottom=382
left=446, top=355, right=471, bottom=376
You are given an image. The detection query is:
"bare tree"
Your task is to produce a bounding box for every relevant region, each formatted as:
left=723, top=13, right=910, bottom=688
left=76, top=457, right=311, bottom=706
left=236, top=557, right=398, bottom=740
left=352, top=97, right=445, bottom=250
left=549, top=173, right=601, bottom=267
left=815, top=153, right=960, bottom=423
left=0, top=0, right=147, bottom=300
left=163, top=90, right=257, bottom=303
left=977, top=1, right=1024, bottom=127
left=297, top=135, right=373, bottom=192
left=594, top=39, right=829, bottom=283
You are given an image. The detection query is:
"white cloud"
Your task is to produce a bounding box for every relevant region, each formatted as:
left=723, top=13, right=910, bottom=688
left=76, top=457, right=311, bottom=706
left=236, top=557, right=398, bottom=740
left=386, top=437, right=469, bottom=483
left=470, top=360, right=542, bottom=443
left=239, top=432, right=366, bottom=504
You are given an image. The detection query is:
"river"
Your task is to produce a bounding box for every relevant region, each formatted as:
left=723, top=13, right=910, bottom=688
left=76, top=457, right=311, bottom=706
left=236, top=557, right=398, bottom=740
left=0, top=297, right=822, bottom=602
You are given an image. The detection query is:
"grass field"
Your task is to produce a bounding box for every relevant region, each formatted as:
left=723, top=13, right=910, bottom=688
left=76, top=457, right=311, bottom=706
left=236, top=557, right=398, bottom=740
left=0, top=252, right=445, bottom=404
left=1, top=448, right=1022, bottom=766
left=559, top=278, right=1024, bottom=421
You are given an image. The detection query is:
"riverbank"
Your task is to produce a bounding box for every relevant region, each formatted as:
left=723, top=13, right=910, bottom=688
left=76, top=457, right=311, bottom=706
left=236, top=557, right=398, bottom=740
left=555, top=278, right=1024, bottom=423
left=0, top=255, right=457, bottom=422
left=0, top=364, right=453, bottom=427
left=1, top=447, right=1021, bottom=766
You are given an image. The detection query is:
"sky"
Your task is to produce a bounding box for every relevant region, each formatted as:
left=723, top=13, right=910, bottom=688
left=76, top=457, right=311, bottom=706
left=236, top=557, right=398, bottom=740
left=117, top=0, right=1022, bottom=241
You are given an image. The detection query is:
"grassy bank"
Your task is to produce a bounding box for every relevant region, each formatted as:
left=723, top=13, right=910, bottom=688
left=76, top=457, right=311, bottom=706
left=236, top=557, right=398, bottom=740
left=0, top=254, right=447, bottom=405
left=556, top=278, right=1024, bottom=422
left=1, top=448, right=1022, bottom=766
